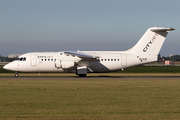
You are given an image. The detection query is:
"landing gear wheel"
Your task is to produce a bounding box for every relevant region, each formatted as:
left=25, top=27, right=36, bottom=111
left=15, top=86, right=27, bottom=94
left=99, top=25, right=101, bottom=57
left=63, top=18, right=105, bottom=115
left=78, top=74, right=86, bottom=77
left=15, top=72, right=19, bottom=77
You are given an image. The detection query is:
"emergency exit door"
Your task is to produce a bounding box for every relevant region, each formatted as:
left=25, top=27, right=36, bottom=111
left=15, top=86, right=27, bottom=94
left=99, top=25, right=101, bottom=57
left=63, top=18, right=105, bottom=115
left=121, top=54, right=127, bottom=66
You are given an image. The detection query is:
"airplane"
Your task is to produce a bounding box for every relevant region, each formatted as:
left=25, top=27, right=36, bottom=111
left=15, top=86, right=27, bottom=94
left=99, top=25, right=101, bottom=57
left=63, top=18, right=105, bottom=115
left=3, top=27, right=175, bottom=77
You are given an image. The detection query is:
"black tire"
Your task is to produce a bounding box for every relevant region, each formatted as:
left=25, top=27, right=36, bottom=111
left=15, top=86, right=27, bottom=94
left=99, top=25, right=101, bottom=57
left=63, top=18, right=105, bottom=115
left=15, top=72, right=19, bottom=77
left=78, top=74, right=86, bottom=77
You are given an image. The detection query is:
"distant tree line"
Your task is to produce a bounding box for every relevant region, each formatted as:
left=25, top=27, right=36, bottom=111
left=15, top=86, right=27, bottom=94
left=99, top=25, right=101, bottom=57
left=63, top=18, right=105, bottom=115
left=0, top=56, right=16, bottom=62
left=158, top=55, right=180, bottom=61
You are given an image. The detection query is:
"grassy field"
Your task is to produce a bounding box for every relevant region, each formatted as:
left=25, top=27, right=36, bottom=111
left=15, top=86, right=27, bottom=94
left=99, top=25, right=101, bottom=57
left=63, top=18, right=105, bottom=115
left=0, top=78, right=180, bottom=120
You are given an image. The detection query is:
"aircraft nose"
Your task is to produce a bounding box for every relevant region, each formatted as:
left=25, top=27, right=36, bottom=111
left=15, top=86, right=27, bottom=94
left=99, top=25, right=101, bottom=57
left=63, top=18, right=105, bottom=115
left=3, top=62, right=18, bottom=71
left=3, top=64, right=10, bottom=70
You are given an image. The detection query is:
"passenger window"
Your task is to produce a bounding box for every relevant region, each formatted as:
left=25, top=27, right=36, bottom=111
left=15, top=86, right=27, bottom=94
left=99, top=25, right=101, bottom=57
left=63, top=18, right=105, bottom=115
left=101, top=59, right=103, bottom=61
left=114, top=59, right=116, bottom=61
left=41, top=59, right=43, bottom=61
left=108, top=59, right=110, bottom=61
left=117, top=59, right=119, bottom=61
left=105, top=59, right=106, bottom=61
left=45, top=59, right=46, bottom=61
left=48, top=59, right=50, bottom=61
left=51, top=59, right=53, bottom=61
left=111, top=59, right=113, bottom=61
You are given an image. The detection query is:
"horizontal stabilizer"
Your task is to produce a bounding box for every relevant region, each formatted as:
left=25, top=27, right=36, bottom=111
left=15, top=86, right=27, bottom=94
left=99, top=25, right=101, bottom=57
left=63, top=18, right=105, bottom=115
left=150, top=27, right=175, bottom=32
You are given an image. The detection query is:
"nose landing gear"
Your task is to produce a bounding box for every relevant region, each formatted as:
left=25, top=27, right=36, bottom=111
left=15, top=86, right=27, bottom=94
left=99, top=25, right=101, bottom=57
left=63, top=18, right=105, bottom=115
left=15, top=72, right=19, bottom=77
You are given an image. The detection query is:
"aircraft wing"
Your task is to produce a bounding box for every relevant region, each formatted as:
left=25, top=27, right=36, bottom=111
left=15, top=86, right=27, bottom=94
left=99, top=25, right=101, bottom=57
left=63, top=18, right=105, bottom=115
left=64, top=51, right=99, bottom=60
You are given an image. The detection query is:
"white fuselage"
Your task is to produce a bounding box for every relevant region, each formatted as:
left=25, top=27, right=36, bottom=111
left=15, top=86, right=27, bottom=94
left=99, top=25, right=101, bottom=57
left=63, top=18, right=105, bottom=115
left=4, top=51, right=156, bottom=73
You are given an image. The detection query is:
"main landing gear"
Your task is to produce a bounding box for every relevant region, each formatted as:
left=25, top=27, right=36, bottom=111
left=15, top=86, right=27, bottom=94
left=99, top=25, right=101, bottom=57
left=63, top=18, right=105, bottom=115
left=15, top=72, right=19, bottom=77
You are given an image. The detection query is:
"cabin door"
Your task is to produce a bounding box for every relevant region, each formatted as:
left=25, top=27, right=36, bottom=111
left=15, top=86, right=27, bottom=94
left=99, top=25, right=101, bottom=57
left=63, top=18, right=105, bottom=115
left=30, top=54, right=37, bottom=66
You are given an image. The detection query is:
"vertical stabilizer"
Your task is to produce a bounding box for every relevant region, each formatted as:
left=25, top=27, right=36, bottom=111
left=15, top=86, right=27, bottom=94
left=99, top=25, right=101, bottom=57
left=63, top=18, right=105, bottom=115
left=128, top=27, right=175, bottom=55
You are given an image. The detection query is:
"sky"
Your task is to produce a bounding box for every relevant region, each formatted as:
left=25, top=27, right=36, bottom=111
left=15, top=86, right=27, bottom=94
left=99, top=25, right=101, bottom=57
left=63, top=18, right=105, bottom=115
left=0, top=0, right=180, bottom=57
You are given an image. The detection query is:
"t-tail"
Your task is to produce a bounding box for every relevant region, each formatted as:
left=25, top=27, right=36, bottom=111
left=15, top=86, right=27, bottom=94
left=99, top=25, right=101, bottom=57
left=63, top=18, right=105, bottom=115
left=128, top=27, right=175, bottom=57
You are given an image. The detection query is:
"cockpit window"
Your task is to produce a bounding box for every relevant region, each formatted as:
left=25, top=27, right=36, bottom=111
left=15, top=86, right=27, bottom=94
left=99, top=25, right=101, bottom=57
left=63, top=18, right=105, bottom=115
left=17, top=57, right=26, bottom=61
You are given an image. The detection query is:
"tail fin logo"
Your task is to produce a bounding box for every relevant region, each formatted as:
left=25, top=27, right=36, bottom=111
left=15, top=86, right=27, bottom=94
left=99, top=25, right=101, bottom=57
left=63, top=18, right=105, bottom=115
left=143, top=33, right=158, bottom=52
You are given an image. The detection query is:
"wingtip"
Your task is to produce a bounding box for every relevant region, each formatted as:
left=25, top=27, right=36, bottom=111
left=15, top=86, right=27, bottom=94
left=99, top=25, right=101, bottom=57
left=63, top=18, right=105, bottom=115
left=169, top=27, right=175, bottom=31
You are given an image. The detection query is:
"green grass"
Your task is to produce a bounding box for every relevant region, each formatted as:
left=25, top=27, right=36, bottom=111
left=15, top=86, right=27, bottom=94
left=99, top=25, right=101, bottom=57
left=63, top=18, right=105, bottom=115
left=0, top=78, right=180, bottom=120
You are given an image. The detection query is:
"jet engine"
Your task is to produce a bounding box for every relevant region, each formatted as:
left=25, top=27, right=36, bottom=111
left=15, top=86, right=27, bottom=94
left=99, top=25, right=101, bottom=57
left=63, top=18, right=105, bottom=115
left=61, top=61, right=75, bottom=69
